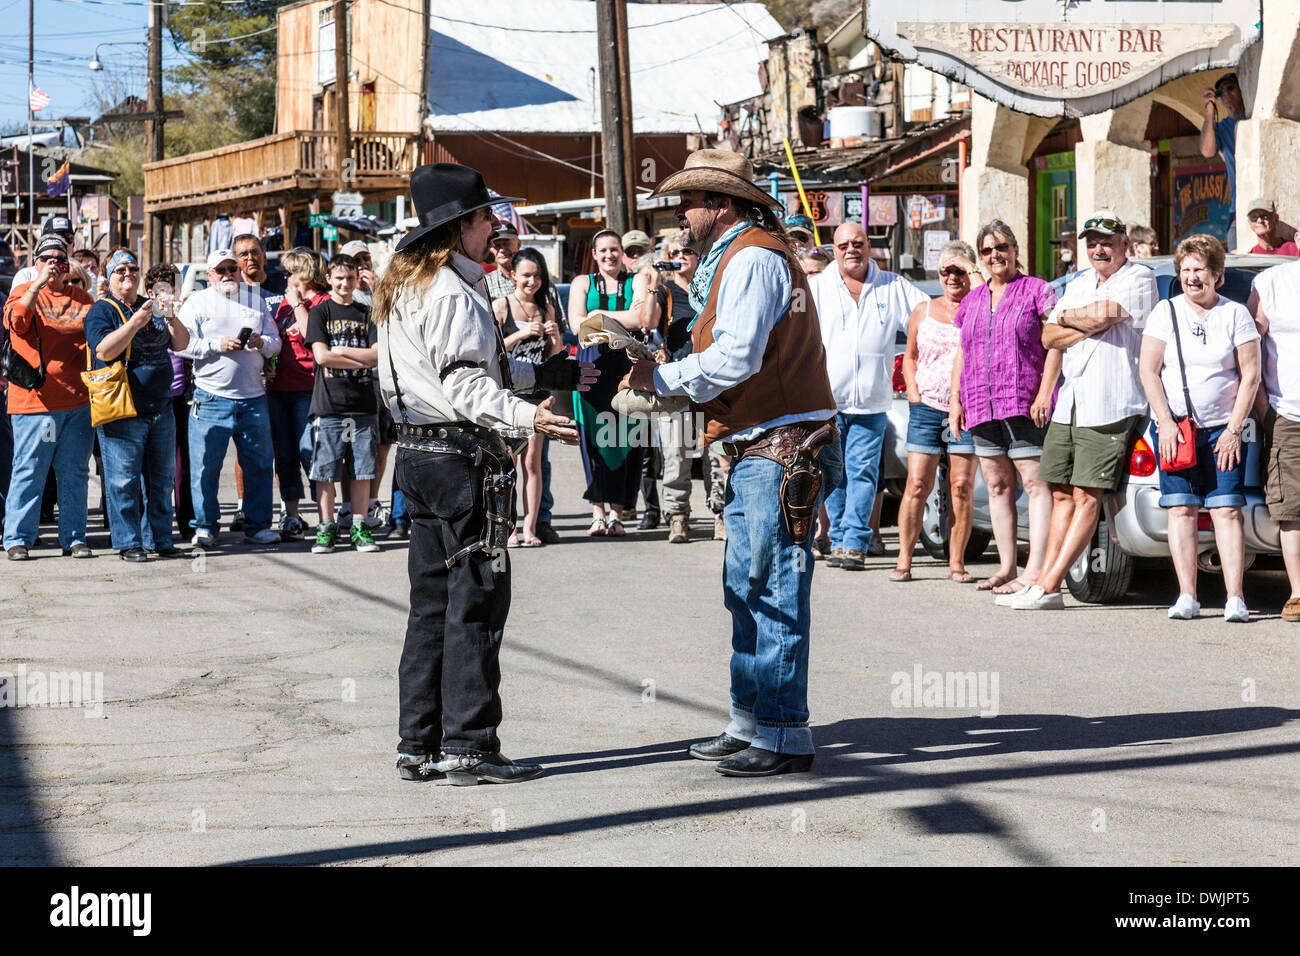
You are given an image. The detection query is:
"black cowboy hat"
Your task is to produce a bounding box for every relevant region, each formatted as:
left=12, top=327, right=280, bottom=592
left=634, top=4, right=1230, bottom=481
left=395, top=163, right=523, bottom=253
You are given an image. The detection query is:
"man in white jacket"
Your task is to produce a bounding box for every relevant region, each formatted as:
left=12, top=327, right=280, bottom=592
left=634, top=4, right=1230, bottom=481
left=810, top=223, right=928, bottom=570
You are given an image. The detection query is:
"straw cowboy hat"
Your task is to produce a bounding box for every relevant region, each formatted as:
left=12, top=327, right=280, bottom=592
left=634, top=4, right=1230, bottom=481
left=650, top=149, right=781, bottom=209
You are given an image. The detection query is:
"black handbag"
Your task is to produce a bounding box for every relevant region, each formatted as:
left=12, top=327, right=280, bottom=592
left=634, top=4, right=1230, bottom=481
left=1, top=318, right=45, bottom=391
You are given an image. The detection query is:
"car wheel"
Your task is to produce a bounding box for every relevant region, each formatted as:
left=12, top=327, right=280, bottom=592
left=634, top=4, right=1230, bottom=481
left=919, top=485, right=948, bottom=560
left=1065, top=520, right=1135, bottom=604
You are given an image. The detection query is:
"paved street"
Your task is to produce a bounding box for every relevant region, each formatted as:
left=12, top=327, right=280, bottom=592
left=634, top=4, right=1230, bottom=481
left=3, top=445, right=1299, bottom=867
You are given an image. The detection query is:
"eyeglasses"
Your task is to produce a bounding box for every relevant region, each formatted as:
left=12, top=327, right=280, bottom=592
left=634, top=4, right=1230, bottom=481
left=112, top=266, right=141, bottom=276
left=212, top=265, right=240, bottom=276
left=625, top=247, right=647, bottom=256
left=1248, top=212, right=1273, bottom=222
left=1081, top=218, right=1125, bottom=235
left=979, top=242, right=1012, bottom=256
left=38, top=254, right=67, bottom=263
left=939, top=266, right=970, bottom=278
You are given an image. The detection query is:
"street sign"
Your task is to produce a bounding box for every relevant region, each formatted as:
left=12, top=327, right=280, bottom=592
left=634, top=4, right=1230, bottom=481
left=322, top=225, right=339, bottom=241
left=309, top=213, right=329, bottom=228
left=331, top=191, right=365, bottom=219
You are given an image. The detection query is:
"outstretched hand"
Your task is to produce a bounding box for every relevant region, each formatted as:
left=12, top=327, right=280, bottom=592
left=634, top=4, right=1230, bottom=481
left=533, top=395, right=580, bottom=444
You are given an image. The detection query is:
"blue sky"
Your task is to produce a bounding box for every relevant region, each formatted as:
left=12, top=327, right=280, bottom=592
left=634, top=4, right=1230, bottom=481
left=0, top=0, right=187, bottom=131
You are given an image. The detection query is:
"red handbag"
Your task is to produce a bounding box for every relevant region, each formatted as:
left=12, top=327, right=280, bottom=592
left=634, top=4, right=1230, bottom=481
left=1160, top=300, right=1198, bottom=472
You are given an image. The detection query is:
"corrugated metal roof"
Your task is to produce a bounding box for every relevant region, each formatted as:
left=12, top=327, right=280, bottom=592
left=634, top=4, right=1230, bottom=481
left=425, top=0, right=783, bottom=135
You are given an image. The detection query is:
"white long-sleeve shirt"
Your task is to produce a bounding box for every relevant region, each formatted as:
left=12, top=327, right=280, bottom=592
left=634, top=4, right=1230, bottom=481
left=177, top=285, right=280, bottom=400
left=378, top=252, right=537, bottom=438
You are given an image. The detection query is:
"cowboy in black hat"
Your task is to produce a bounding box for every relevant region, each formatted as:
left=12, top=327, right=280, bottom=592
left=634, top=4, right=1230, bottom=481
left=375, top=163, right=596, bottom=785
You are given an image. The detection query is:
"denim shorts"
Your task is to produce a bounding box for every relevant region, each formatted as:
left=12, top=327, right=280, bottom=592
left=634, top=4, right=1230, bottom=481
left=1153, top=422, right=1245, bottom=508
left=309, top=414, right=379, bottom=483
left=906, top=401, right=974, bottom=455
left=969, top=415, right=1048, bottom=460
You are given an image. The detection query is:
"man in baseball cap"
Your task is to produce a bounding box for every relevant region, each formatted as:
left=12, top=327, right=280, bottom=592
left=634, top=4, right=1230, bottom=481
left=1245, top=198, right=1299, bottom=256
left=1049, top=218, right=1078, bottom=277
left=621, top=228, right=652, bottom=270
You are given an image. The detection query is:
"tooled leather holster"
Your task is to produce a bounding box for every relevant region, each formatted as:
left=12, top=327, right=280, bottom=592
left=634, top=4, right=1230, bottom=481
left=723, top=419, right=838, bottom=543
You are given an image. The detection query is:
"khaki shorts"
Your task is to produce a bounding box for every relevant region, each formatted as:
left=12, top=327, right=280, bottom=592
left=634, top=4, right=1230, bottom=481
left=1265, top=408, right=1300, bottom=522
left=1038, top=413, right=1144, bottom=492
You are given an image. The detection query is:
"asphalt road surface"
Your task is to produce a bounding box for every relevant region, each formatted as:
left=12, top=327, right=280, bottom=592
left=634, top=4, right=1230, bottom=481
left=3, top=443, right=1298, bottom=866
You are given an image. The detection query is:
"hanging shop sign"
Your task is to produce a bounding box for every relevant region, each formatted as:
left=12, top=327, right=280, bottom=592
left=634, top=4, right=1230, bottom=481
left=1172, top=163, right=1232, bottom=244
left=783, top=190, right=898, bottom=227
left=866, top=0, right=1261, bottom=117
left=908, top=194, right=948, bottom=229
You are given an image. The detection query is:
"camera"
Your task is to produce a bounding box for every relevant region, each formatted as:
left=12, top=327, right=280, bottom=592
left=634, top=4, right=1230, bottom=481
left=653, top=261, right=682, bottom=272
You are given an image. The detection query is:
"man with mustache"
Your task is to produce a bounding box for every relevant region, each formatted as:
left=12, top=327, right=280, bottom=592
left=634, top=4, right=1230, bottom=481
left=1010, top=211, right=1156, bottom=610
left=176, top=249, right=283, bottom=548
left=810, top=221, right=928, bottom=570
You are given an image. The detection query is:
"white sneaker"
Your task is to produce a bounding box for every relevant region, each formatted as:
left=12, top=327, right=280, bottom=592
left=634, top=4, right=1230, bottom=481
left=1009, top=584, right=1064, bottom=610
left=1223, top=597, right=1249, bottom=623
left=243, top=529, right=281, bottom=546
left=190, top=529, right=216, bottom=548
left=1168, top=593, right=1201, bottom=620
left=994, top=585, right=1027, bottom=607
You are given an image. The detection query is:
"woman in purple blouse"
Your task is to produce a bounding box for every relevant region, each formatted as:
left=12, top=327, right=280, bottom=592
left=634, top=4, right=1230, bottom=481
left=950, top=220, right=1061, bottom=599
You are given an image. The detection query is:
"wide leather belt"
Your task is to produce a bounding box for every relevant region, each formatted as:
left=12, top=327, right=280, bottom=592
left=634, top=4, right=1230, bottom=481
left=396, top=422, right=512, bottom=464
left=721, top=419, right=834, bottom=461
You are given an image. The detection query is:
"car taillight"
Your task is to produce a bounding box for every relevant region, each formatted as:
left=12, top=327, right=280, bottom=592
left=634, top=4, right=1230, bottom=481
left=892, top=354, right=906, bottom=393
left=1129, top=436, right=1156, bottom=476
left=1197, top=511, right=1213, bottom=531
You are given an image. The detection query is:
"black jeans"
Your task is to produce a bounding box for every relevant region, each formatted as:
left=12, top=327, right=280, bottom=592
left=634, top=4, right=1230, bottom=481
left=395, top=446, right=510, bottom=757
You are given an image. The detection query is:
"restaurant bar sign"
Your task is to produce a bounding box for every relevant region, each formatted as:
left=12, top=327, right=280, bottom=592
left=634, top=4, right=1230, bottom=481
left=866, top=0, right=1261, bottom=117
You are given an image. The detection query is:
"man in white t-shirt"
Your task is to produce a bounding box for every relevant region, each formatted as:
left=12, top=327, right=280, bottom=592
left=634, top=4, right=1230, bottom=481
left=810, top=221, right=928, bottom=570
left=1249, top=259, right=1300, bottom=621
left=1011, top=211, right=1157, bottom=610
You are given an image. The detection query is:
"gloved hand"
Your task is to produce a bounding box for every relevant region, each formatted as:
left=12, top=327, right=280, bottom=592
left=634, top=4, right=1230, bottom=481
left=533, top=352, right=583, bottom=391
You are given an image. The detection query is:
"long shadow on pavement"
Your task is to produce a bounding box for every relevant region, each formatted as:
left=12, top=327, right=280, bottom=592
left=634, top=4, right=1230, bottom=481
left=216, top=705, right=1300, bottom=866
left=0, top=698, right=59, bottom=865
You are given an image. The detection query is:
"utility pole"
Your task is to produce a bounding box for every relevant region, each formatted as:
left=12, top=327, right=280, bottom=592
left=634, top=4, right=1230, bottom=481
left=595, top=0, right=634, bottom=236
left=144, top=0, right=164, bottom=265
left=27, top=0, right=34, bottom=251
left=334, top=0, right=350, bottom=192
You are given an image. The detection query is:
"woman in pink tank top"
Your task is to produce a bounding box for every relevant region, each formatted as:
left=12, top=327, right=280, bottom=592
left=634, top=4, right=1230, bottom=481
left=893, top=241, right=980, bottom=583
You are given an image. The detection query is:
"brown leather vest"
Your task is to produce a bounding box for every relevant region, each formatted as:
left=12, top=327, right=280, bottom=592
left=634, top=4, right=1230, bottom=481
left=690, top=227, right=835, bottom=444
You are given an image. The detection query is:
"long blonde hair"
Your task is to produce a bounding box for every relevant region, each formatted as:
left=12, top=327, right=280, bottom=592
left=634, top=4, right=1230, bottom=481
left=372, top=216, right=467, bottom=325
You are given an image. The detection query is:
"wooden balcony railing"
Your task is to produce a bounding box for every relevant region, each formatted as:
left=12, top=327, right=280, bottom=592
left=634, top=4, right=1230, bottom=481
left=144, top=130, right=419, bottom=213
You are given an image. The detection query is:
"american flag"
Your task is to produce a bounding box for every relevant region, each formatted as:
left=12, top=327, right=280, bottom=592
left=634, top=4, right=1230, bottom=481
left=29, top=82, right=51, bottom=113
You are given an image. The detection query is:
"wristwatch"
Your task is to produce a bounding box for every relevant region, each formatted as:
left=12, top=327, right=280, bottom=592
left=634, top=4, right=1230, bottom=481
left=1225, top=424, right=1242, bottom=437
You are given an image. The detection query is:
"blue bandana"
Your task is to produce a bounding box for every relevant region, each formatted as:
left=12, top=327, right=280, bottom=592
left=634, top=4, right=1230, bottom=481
left=106, top=249, right=137, bottom=274
left=687, top=221, right=755, bottom=318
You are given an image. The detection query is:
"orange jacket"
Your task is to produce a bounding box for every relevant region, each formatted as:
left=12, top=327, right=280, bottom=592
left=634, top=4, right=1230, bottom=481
left=3, top=281, right=92, bottom=413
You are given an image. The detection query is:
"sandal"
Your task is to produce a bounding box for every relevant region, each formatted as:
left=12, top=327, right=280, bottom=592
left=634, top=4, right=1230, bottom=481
left=605, top=517, right=627, bottom=537
left=520, top=536, right=543, bottom=548
left=889, top=568, right=912, bottom=582
left=992, top=578, right=1029, bottom=595
left=976, top=573, right=1013, bottom=592
left=587, top=518, right=606, bottom=537
left=507, top=532, right=520, bottom=548
left=949, top=569, right=975, bottom=584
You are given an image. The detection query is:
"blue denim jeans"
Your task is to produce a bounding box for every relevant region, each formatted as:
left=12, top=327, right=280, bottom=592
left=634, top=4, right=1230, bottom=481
left=4, top=405, right=93, bottom=550
left=392, top=487, right=409, bottom=527
left=721, top=443, right=842, bottom=755
left=825, top=411, right=886, bottom=552
left=267, top=389, right=313, bottom=504
left=539, top=437, right=553, bottom=524
left=0, top=389, right=12, bottom=534
left=188, top=390, right=274, bottom=535
left=99, top=410, right=176, bottom=551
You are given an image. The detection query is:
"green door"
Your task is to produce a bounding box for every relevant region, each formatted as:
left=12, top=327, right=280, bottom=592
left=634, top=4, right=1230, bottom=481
left=1035, top=153, right=1076, bottom=279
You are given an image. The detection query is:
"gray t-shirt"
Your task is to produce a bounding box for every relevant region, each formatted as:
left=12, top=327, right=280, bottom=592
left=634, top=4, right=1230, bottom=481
left=177, top=286, right=281, bottom=400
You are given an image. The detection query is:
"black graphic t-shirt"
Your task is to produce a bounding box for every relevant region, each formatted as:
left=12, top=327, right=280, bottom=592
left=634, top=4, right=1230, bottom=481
left=304, top=299, right=378, bottom=417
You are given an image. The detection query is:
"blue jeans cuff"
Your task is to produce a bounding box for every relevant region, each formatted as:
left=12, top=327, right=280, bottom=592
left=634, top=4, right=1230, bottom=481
left=752, top=722, right=814, bottom=755
left=724, top=704, right=755, bottom=742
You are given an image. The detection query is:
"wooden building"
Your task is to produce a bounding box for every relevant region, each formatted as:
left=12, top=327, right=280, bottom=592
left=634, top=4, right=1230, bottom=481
left=143, top=0, right=783, bottom=268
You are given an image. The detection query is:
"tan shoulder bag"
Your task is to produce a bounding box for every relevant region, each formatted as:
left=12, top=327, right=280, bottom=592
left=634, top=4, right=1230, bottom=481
left=81, top=298, right=138, bottom=428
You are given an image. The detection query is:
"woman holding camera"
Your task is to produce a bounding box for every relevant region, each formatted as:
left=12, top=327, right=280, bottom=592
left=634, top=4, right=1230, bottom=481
left=83, top=250, right=190, bottom=561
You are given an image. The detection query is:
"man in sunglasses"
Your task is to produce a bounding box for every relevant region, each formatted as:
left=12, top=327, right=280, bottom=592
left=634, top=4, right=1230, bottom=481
left=1200, top=72, right=1244, bottom=249
left=1010, top=211, right=1157, bottom=610
left=176, top=249, right=282, bottom=548
left=1244, top=199, right=1299, bottom=257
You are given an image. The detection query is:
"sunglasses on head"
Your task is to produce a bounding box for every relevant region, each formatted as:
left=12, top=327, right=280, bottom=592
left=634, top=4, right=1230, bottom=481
left=939, top=266, right=970, bottom=278
left=980, top=242, right=1012, bottom=256
left=1081, top=218, right=1124, bottom=235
